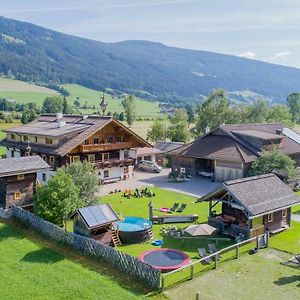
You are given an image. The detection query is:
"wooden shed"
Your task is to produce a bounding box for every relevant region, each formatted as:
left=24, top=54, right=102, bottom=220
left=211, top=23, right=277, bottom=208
left=0, top=156, right=50, bottom=209
left=198, top=173, right=300, bottom=238
left=73, top=204, right=121, bottom=246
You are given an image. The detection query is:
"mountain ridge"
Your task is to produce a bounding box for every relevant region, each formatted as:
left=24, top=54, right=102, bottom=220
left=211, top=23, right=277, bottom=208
left=0, top=16, right=299, bottom=104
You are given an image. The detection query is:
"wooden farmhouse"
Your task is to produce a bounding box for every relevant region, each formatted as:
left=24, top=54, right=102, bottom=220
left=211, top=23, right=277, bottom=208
left=73, top=204, right=121, bottom=246
left=199, top=173, right=300, bottom=238
left=0, top=113, right=154, bottom=184
left=0, top=156, right=50, bottom=209
left=170, top=124, right=300, bottom=182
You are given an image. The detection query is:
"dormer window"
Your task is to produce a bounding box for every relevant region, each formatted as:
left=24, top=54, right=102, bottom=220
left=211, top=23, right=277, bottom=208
left=107, top=136, right=114, bottom=143
left=117, top=136, right=124, bottom=143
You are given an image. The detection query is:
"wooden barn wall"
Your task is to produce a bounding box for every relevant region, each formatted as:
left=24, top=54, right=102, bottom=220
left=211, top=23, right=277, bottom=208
left=171, top=156, right=196, bottom=175
left=263, top=210, right=287, bottom=231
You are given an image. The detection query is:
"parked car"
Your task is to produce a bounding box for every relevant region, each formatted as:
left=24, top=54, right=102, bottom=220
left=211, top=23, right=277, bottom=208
left=139, top=160, right=162, bottom=173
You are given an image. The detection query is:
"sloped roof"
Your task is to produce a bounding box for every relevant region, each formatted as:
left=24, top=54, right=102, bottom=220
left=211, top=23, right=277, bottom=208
left=170, top=123, right=300, bottom=161
left=0, top=114, right=151, bottom=157
left=77, top=204, right=120, bottom=229
left=154, top=141, right=184, bottom=153
left=0, top=156, right=50, bottom=177
left=200, top=174, right=300, bottom=218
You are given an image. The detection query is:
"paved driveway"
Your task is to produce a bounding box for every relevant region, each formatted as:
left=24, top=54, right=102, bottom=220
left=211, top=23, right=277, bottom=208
left=99, top=168, right=220, bottom=198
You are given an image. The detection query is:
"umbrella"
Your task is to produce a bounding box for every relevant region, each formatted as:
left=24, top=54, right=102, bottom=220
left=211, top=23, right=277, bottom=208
left=184, top=224, right=217, bottom=236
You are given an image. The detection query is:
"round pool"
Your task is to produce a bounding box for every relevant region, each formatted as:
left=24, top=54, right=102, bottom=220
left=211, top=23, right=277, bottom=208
left=139, top=248, right=191, bottom=272
left=118, top=216, right=152, bottom=244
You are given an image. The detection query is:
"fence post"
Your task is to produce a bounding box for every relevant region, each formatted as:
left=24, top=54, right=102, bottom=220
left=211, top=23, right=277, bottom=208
left=235, top=245, right=239, bottom=259
left=196, top=292, right=200, bottom=300
left=190, top=264, right=194, bottom=280
left=256, top=236, right=259, bottom=249
left=266, top=232, right=269, bottom=248
left=214, top=255, right=217, bottom=269
left=161, top=276, right=165, bottom=291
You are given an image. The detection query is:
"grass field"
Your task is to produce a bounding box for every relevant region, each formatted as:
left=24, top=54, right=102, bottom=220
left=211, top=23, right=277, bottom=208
left=62, top=84, right=160, bottom=118
left=0, top=77, right=58, bottom=104
left=165, top=249, right=300, bottom=300
left=100, top=188, right=231, bottom=258
left=125, top=120, right=153, bottom=139
left=0, top=221, right=164, bottom=300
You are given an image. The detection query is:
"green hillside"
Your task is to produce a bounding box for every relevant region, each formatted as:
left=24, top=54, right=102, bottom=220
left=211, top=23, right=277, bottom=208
left=0, top=77, right=58, bottom=104
left=63, top=84, right=160, bottom=118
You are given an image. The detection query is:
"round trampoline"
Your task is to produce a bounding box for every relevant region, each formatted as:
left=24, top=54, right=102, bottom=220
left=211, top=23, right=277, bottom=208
left=118, top=216, right=152, bottom=244
left=139, top=248, right=191, bottom=272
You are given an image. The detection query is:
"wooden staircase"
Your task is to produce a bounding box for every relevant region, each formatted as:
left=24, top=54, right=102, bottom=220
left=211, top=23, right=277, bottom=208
left=147, top=227, right=154, bottom=240
left=111, top=230, right=122, bottom=247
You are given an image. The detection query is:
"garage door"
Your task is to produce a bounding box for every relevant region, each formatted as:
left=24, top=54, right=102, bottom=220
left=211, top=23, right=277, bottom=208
left=215, top=166, right=243, bottom=182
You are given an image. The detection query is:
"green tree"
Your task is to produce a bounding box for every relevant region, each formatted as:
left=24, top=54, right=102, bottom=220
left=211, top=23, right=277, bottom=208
left=287, top=92, right=300, bottom=123
left=118, top=112, right=125, bottom=121
left=195, top=89, right=230, bottom=135
left=62, top=97, right=72, bottom=114
left=243, top=100, right=268, bottom=123
left=42, top=96, right=64, bottom=113
left=248, top=150, right=296, bottom=180
left=21, top=109, right=37, bottom=124
left=186, top=105, right=196, bottom=124
left=122, top=95, right=136, bottom=126
left=34, top=169, right=82, bottom=228
left=168, top=109, right=190, bottom=143
left=147, top=118, right=168, bottom=142
left=74, top=97, right=80, bottom=108
left=63, top=161, right=99, bottom=206
left=266, top=105, right=292, bottom=125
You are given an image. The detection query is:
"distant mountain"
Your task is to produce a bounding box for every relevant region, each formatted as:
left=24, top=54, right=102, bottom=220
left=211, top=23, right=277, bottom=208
left=0, top=16, right=300, bottom=104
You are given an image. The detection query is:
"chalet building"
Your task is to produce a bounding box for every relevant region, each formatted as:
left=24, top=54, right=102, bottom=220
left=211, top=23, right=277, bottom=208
left=0, top=114, right=152, bottom=183
left=0, top=156, right=50, bottom=209
left=170, top=123, right=300, bottom=182
left=73, top=204, right=121, bottom=246
left=198, top=174, right=300, bottom=238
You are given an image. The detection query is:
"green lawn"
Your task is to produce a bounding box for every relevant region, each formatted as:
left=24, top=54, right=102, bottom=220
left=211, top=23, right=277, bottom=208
left=63, top=84, right=160, bottom=118
left=165, top=249, right=300, bottom=300
left=100, top=188, right=231, bottom=258
left=0, top=221, right=164, bottom=300
left=0, top=121, right=21, bottom=156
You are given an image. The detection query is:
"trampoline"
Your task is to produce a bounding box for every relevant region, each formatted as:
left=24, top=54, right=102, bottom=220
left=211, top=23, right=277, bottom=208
left=139, top=248, right=191, bottom=272
left=118, top=216, right=152, bottom=244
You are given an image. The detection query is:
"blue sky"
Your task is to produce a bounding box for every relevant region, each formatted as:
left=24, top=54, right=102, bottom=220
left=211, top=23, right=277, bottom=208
left=1, top=0, right=300, bottom=68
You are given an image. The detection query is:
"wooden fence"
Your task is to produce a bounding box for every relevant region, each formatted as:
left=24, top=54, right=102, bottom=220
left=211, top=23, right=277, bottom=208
left=161, top=233, right=269, bottom=291
left=11, top=206, right=161, bottom=289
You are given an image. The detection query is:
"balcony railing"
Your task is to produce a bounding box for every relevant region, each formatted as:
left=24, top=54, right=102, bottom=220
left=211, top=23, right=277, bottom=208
left=79, top=142, right=133, bottom=153
left=92, top=158, right=134, bottom=169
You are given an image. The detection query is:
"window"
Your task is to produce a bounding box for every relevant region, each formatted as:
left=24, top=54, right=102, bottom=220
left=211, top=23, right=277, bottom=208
left=46, top=138, right=53, bottom=145
left=13, top=192, right=21, bottom=201
left=42, top=173, right=47, bottom=182
left=23, top=135, right=29, bottom=142
left=93, top=138, right=99, bottom=144
left=17, top=174, right=24, bottom=180
left=88, top=154, right=95, bottom=163
left=84, top=139, right=89, bottom=145
left=72, top=156, right=80, bottom=162
left=41, top=154, right=46, bottom=161
left=267, top=213, right=273, bottom=223
left=102, top=153, right=109, bottom=162
left=282, top=209, right=287, bottom=218
left=34, top=136, right=38, bottom=143
left=49, top=156, right=55, bottom=166
left=11, top=149, right=15, bottom=158
left=116, top=136, right=124, bottom=143
left=107, top=136, right=114, bottom=143
left=104, top=170, right=109, bottom=178
left=11, top=134, right=16, bottom=140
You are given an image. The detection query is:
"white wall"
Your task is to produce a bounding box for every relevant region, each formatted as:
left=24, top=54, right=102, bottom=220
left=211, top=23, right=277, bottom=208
left=37, top=170, right=55, bottom=184
left=6, top=148, right=21, bottom=158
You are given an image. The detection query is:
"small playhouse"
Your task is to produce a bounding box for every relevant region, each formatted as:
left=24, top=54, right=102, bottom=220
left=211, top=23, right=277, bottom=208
left=73, top=204, right=121, bottom=247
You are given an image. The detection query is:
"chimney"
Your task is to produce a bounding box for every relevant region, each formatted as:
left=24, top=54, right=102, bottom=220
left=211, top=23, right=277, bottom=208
left=276, top=129, right=283, bottom=135
left=56, top=112, right=66, bottom=128
left=82, top=115, right=88, bottom=120
left=56, top=112, right=63, bottom=120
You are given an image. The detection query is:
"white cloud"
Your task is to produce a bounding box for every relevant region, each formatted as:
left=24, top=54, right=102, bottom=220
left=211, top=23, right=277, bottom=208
left=238, top=51, right=256, bottom=59
left=269, top=51, right=292, bottom=61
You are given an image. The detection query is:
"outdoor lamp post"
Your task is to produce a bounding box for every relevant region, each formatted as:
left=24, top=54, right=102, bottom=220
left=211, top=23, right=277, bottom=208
left=100, top=89, right=108, bottom=115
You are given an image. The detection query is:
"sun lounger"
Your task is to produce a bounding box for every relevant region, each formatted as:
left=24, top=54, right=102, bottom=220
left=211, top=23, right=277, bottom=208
left=208, top=243, right=221, bottom=260
left=198, top=248, right=211, bottom=264
left=177, top=203, right=187, bottom=213
left=169, top=203, right=179, bottom=212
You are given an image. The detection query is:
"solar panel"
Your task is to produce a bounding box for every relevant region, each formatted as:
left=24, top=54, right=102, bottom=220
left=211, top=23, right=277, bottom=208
left=282, top=128, right=300, bottom=145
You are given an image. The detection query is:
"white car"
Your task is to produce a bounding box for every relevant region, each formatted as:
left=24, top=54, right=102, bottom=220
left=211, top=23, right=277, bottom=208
left=139, top=160, right=162, bottom=173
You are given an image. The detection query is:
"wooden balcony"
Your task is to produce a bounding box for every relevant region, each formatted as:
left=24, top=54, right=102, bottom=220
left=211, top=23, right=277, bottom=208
left=92, top=158, right=134, bottom=169
left=79, top=142, right=133, bottom=153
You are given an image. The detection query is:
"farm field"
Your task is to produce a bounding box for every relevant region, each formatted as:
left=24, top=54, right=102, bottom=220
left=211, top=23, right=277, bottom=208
left=62, top=84, right=161, bottom=118
left=165, top=248, right=300, bottom=300
left=0, top=221, right=164, bottom=300
left=0, top=77, right=58, bottom=104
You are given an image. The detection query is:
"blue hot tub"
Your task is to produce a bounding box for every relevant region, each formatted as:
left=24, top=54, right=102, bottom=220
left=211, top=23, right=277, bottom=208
left=118, top=216, right=152, bottom=244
